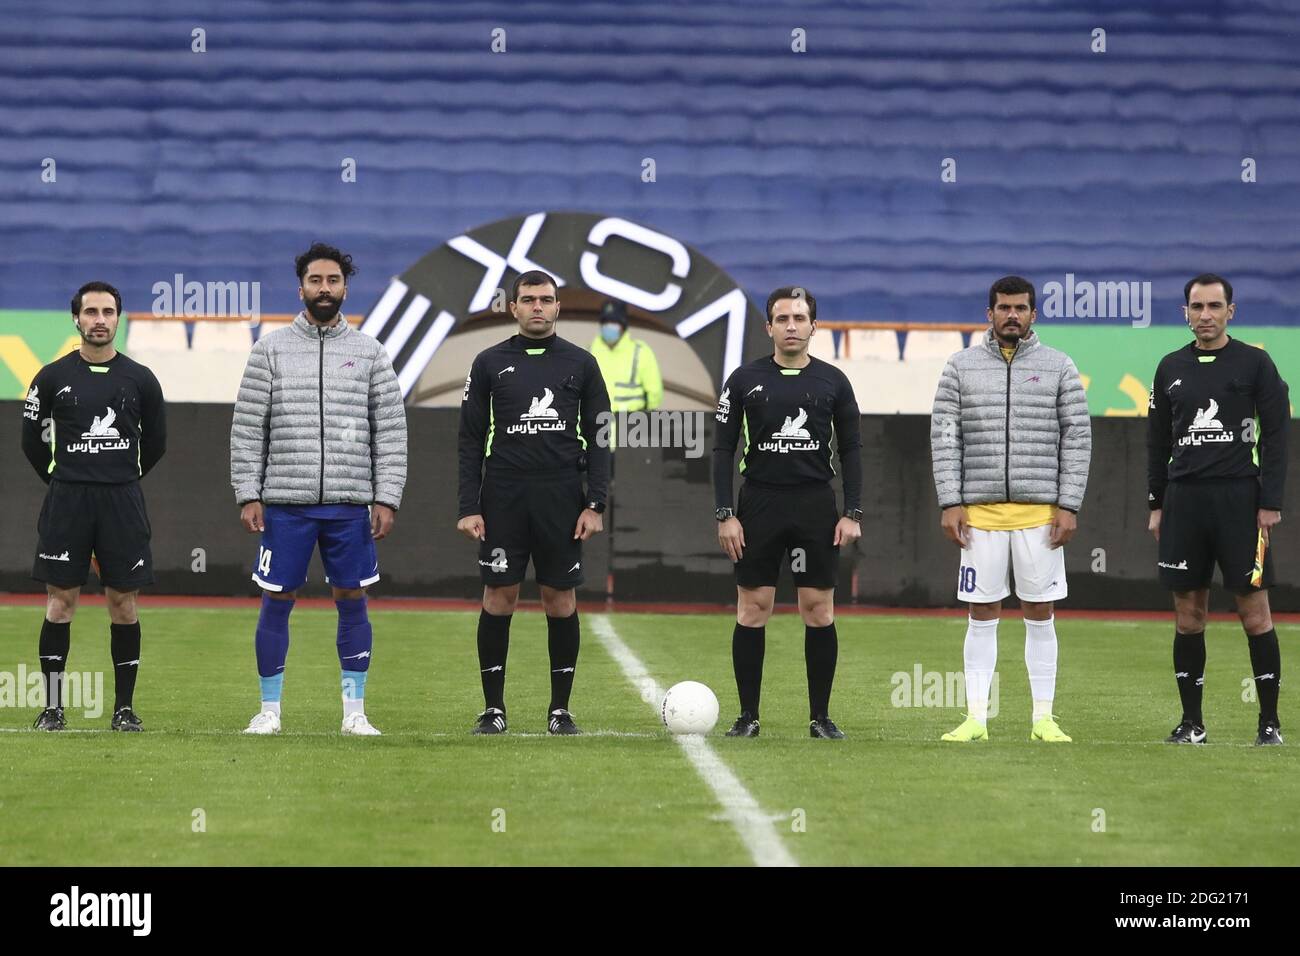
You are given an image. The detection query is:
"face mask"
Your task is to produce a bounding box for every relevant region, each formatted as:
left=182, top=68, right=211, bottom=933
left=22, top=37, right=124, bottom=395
left=600, top=322, right=622, bottom=345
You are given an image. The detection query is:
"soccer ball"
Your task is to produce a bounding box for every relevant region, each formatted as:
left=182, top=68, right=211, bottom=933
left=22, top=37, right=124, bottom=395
left=660, top=681, right=720, bottom=735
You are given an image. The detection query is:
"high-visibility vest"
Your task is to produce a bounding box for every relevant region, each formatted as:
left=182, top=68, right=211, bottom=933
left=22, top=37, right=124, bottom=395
left=589, top=333, right=663, bottom=413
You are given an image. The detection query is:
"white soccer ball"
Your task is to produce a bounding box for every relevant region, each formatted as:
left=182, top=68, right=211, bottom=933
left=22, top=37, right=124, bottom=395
left=660, top=681, right=720, bottom=735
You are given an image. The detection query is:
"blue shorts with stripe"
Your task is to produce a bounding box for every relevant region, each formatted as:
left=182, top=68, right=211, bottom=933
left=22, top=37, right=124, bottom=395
left=252, top=504, right=379, bottom=592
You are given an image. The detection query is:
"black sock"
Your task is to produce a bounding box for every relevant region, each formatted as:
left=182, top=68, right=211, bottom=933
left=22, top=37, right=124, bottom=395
left=110, top=621, right=142, bottom=712
left=1247, top=628, right=1282, bottom=726
left=547, top=612, right=580, bottom=712
left=477, top=610, right=512, bottom=712
left=732, top=623, right=765, bottom=717
left=805, top=623, right=839, bottom=720
left=1173, top=630, right=1206, bottom=726
left=38, top=619, right=71, bottom=710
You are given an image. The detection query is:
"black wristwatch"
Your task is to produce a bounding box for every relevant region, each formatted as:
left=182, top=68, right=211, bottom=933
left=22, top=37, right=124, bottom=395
left=715, top=507, right=735, bottom=521
left=586, top=500, right=606, bottom=514
left=843, top=509, right=863, bottom=522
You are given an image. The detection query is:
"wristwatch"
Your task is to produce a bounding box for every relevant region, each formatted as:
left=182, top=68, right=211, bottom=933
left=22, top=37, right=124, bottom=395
left=587, top=500, right=606, bottom=514
left=715, top=507, right=735, bottom=521
left=843, top=509, right=863, bottom=522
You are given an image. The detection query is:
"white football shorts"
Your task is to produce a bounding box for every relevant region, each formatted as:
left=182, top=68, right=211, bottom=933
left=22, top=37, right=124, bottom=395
left=956, top=524, right=1067, bottom=604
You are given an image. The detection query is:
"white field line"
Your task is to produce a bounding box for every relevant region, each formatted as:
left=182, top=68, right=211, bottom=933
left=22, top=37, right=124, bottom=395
left=589, top=613, right=797, bottom=867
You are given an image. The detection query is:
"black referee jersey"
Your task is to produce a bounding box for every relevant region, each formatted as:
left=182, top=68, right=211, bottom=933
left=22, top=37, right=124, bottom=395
left=712, top=355, right=863, bottom=511
left=457, top=332, right=611, bottom=518
left=22, top=350, right=167, bottom=484
left=1147, top=337, right=1289, bottom=511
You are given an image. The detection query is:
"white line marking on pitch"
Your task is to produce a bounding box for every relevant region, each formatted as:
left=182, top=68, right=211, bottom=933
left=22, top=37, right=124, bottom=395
left=590, top=614, right=797, bottom=868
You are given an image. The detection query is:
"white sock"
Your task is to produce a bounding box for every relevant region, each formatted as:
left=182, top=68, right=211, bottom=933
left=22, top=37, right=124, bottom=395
left=963, top=616, right=998, bottom=724
left=261, top=700, right=281, bottom=717
left=1025, top=616, right=1058, bottom=720
left=343, top=696, right=365, bottom=718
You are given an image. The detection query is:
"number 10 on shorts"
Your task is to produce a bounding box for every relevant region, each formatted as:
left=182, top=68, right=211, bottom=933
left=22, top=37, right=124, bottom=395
left=958, top=565, right=977, bottom=595
left=258, top=547, right=272, bottom=576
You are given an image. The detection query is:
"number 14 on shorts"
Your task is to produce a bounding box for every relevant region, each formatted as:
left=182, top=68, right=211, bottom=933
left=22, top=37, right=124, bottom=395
left=258, top=547, right=272, bottom=576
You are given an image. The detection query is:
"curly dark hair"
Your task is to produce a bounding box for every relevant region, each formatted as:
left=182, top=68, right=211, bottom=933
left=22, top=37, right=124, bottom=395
left=295, top=242, right=356, bottom=282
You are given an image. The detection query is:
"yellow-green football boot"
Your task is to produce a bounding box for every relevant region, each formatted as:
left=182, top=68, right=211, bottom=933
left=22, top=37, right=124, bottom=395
left=1030, top=715, right=1072, bottom=742
left=941, top=715, right=989, bottom=742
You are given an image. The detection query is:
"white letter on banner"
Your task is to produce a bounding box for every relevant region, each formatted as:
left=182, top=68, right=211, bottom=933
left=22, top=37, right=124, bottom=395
left=579, top=218, right=688, bottom=312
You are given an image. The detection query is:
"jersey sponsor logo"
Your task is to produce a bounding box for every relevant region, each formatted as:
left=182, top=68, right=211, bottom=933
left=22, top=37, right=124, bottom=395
left=497, top=365, right=516, bottom=377
left=461, top=373, right=472, bottom=401
left=506, top=388, right=567, bottom=435
left=24, top=385, right=40, bottom=421
left=745, top=384, right=763, bottom=397
left=1157, top=559, right=1189, bottom=570
left=66, top=406, right=132, bottom=455
left=715, top=386, right=731, bottom=422
left=39, top=551, right=71, bottom=562
left=1167, top=378, right=1182, bottom=391
left=57, top=385, right=72, bottom=396
left=1177, top=398, right=1234, bottom=447
left=757, top=407, right=821, bottom=453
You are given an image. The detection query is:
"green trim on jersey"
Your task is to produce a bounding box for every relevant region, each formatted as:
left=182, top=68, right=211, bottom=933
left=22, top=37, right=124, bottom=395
left=525, top=348, right=546, bottom=356
left=739, top=412, right=750, bottom=473
left=1197, top=356, right=1216, bottom=363
left=47, top=420, right=56, bottom=474
left=485, top=397, right=496, bottom=458
left=576, top=414, right=587, bottom=450
left=88, top=366, right=109, bottom=373
left=779, top=368, right=801, bottom=375
left=1253, top=413, right=1261, bottom=467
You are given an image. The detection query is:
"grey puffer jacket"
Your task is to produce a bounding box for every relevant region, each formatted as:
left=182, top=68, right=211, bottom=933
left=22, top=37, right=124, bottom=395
left=230, top=312, right=407, bottom=509
left=930, top=329, right=1091, bottom=511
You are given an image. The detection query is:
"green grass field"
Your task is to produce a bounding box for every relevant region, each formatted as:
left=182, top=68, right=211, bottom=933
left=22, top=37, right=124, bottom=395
left=1, top=605, right=1296, bottom=866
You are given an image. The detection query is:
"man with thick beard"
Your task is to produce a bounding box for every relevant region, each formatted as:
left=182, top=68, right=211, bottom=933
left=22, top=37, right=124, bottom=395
left=231, top=243, right=407, bottom=736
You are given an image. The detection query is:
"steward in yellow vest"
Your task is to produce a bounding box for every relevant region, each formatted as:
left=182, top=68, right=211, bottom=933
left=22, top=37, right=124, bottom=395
left=589, top=300, right=663, bottom=414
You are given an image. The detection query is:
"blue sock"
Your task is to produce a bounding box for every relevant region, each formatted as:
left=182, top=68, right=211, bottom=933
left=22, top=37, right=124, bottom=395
left=342, top=669, right=368, bottom=702
left=255, top=594, right=293, bottom=685
left=337, top=597, right=372, bottom=713
left=260, top=673, right=284, bottom=704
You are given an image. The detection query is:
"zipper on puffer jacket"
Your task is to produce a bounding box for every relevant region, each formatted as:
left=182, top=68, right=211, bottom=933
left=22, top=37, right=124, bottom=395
left=1004, top=349, right=1012, bottom=501
left=318, top=327, right=325, bottom=504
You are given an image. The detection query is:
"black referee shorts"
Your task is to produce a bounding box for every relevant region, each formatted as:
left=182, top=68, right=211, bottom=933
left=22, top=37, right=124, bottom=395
left=1158, top=478, right=1274, bottom=593
left=32, top=480, right=154, bottom=590
left=734, top=480, right=840, bottom=590
left=478, top=468, right=586, bottom=589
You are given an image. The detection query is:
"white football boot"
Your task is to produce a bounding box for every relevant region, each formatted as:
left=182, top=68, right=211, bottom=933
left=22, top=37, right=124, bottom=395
left=341, top=712, right=382, bottom=736
left=243, top=710, right=281, bottom=735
